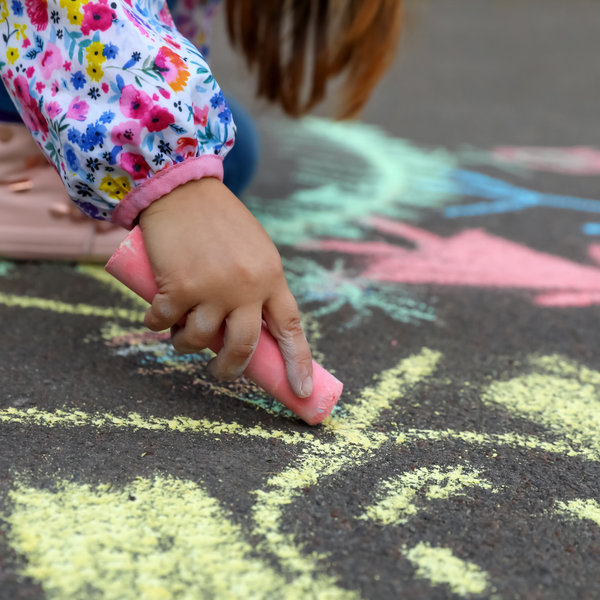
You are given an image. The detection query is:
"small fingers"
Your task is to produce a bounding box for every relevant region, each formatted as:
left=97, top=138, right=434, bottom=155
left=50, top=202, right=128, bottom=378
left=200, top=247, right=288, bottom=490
left=208, top=305, right=262, bottom=381
left=144, top=292, right=191, bottom=332
left=171, top=305, right=224, bottom=354
left=263, top=289, right=313, bottom=398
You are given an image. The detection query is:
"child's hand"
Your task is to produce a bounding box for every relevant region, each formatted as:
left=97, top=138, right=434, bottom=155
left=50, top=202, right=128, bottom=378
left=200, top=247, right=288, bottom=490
left=138, top=177, right=314, bottom=398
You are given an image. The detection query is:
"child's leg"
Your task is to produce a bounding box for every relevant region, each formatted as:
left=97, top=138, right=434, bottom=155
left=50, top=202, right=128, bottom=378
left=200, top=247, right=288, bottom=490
left=0, top=79, right=22, bottom=123
left=0, top=80, right=128, bottom=261
left=222, top=96, right=260, bottom=198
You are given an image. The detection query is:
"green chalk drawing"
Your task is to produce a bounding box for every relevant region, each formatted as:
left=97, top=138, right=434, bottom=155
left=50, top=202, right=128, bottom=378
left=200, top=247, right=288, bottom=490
left=247, top=118, right=459, bottom=245
left=283, top=257, right=436, bottom=329
left=0, top=261, right=15, bottom=277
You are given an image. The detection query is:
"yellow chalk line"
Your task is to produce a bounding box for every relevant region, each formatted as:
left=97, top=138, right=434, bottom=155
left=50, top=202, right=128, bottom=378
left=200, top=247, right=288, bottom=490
left=250, top=349, right=442, bottom=596
left=0, top=407, right=307, bottom=446
left=556, top=499, right=600, bottom=527
left=399, top=428, right=596, bottom=461
left=4, top=477, right=297, bottom=600
left=361, top=465, right=496, bottom=526
left=0, top=292, right=145, bottom=322
left=405, top=542, right=490, bottom=597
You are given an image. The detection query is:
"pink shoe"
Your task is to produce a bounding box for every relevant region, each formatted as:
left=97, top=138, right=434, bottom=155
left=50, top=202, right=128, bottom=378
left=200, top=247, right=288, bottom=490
left=0, top=123, right=127, bottom=263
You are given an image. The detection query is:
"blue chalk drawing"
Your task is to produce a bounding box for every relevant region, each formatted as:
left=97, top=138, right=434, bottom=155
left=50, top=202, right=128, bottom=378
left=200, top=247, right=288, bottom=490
left=582, top=223, right=600, bottom=236
left=446, top=170, right=600, bottom=218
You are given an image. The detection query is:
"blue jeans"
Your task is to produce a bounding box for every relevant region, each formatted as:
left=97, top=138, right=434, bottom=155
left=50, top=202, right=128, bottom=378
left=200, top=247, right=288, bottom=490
left=0, top=81, right=259, bottom=197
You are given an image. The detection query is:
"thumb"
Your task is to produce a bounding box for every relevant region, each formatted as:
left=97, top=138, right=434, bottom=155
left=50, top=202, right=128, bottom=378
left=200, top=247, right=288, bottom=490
left=263, top=289, right=314, bottom=398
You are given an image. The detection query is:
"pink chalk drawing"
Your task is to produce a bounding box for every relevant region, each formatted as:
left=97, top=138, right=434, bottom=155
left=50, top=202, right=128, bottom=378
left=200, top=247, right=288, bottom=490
left=493, top=147, right=600, bottom=175
left=305, top=218, right=600, bottom=307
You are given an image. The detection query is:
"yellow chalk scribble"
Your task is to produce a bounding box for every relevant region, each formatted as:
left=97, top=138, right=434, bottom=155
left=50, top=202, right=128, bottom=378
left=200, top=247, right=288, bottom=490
left=362, top=465, right=495, bottom=525
left=0, top=407, right=306, bottom=445
left=398, top=428, right=583, bottom=460
left=556, top=499, right=600, bottom=527
left=251, top=349, right=441, bottom=595
left=5, top=477, right=299, bottom=600
left=483, top=355, right=600, bottom=461
left=0, top=292, right=145, bottom=322
left=406, top=542, right=489, bottom=597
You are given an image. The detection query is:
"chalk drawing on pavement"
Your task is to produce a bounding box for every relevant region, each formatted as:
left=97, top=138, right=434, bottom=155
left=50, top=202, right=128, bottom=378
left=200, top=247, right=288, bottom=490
left=405, top=543, right=490, bottom=597
left=5, top=122, right=600, bottom=598
left=282, top=257, right=436, bottom=330
left=247, top=118, right=460, bottom=246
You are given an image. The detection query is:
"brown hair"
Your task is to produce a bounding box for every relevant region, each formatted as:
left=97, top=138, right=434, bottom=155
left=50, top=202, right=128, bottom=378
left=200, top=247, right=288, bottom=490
left=225, top=0, right=403, bottom=119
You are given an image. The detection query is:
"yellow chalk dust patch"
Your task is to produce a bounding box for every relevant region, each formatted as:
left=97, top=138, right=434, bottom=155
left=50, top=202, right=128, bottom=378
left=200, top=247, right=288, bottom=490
left=406, top=542, right=489, bottom=597
left=5, top=477, right=298, bottom=600
left=362, top=465, right=495, bottom=525
left=530, top=354, right=600, bottom=385
left=483, top=355, right=600, bottom=461
left=556, top=499, right=600, bottom=527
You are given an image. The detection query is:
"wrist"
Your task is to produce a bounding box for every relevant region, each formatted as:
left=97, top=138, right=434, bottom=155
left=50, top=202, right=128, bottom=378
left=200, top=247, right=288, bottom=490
left=139, top=177, right=223, bottom=223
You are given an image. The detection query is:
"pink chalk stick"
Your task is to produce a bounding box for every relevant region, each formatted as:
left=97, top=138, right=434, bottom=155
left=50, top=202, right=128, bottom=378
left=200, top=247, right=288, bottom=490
left=105, top=226, right=343, bottom=425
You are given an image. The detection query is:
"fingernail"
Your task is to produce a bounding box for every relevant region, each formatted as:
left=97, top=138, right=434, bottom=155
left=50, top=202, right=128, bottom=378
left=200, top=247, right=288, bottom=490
left=300, top=376, right=313, bottom=398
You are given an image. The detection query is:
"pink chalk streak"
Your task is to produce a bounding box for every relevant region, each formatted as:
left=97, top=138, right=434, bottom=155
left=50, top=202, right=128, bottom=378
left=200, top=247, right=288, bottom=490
left=493, top=147, right=600, bottom=175
left=305, top=218, right=600, bottom=307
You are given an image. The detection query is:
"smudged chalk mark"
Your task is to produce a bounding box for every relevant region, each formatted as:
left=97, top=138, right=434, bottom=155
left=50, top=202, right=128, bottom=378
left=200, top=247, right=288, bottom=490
left=248, top=118, right=459, bottom=246
left=582, top=223, right=600, bottom=236
left=283, top=257, right=436, bottom=330
left=310, top=218, right=600, bottom=307
left=406, top=542, right=490, bottom=597
left=0, top=260, right=15, bottom=277
left=4, top=477, right=298, bottom=600
left=361, top=465, right=495, bottom=526
left=493, top=146, right=600, bottom=175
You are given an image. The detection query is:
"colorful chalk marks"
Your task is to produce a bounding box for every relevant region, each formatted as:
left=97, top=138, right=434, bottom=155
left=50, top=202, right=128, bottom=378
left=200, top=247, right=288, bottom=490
left=309, top=218, right=600, bottom=308
left=5, top=348, right=600, bottom=598
left=247, top=118, right=460, bottom=246
left=282, top=257, right=436, bottom=329
left=4, top=119, right=600, bottom=599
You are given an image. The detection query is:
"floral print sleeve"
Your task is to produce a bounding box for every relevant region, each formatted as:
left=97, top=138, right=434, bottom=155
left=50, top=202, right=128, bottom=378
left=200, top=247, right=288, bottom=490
left=0, top=0, right=235, bottom=228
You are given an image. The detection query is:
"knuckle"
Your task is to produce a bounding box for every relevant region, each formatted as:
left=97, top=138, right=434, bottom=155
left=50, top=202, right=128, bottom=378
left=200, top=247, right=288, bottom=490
left=228, top=343, right=256, bottom=362
left=234, top=263, right=262, bottom=288
left=280, top=315, right=304, bottom=339
left=173, top=278, right=196, bottom=302
left=145, top=312, right=164, bottom=332
left=187, top=332, right=210, bottom=352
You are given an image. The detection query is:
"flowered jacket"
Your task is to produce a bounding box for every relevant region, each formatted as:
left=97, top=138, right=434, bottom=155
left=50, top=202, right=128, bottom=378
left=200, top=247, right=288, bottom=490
left=0, top=0, right=234, bottom=228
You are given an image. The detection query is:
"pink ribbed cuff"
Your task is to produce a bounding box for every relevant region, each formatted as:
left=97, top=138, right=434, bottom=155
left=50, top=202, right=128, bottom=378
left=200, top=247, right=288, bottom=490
left=112, top=154, right=225, bottom=230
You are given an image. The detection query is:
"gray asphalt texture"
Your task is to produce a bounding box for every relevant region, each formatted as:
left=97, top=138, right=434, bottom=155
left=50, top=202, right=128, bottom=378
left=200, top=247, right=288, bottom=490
left=2, top=1, right=600, bottom=598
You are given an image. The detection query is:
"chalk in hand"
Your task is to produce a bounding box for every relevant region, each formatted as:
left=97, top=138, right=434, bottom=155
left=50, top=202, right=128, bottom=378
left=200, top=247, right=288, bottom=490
left=105, top=226, right=343, bottom=425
